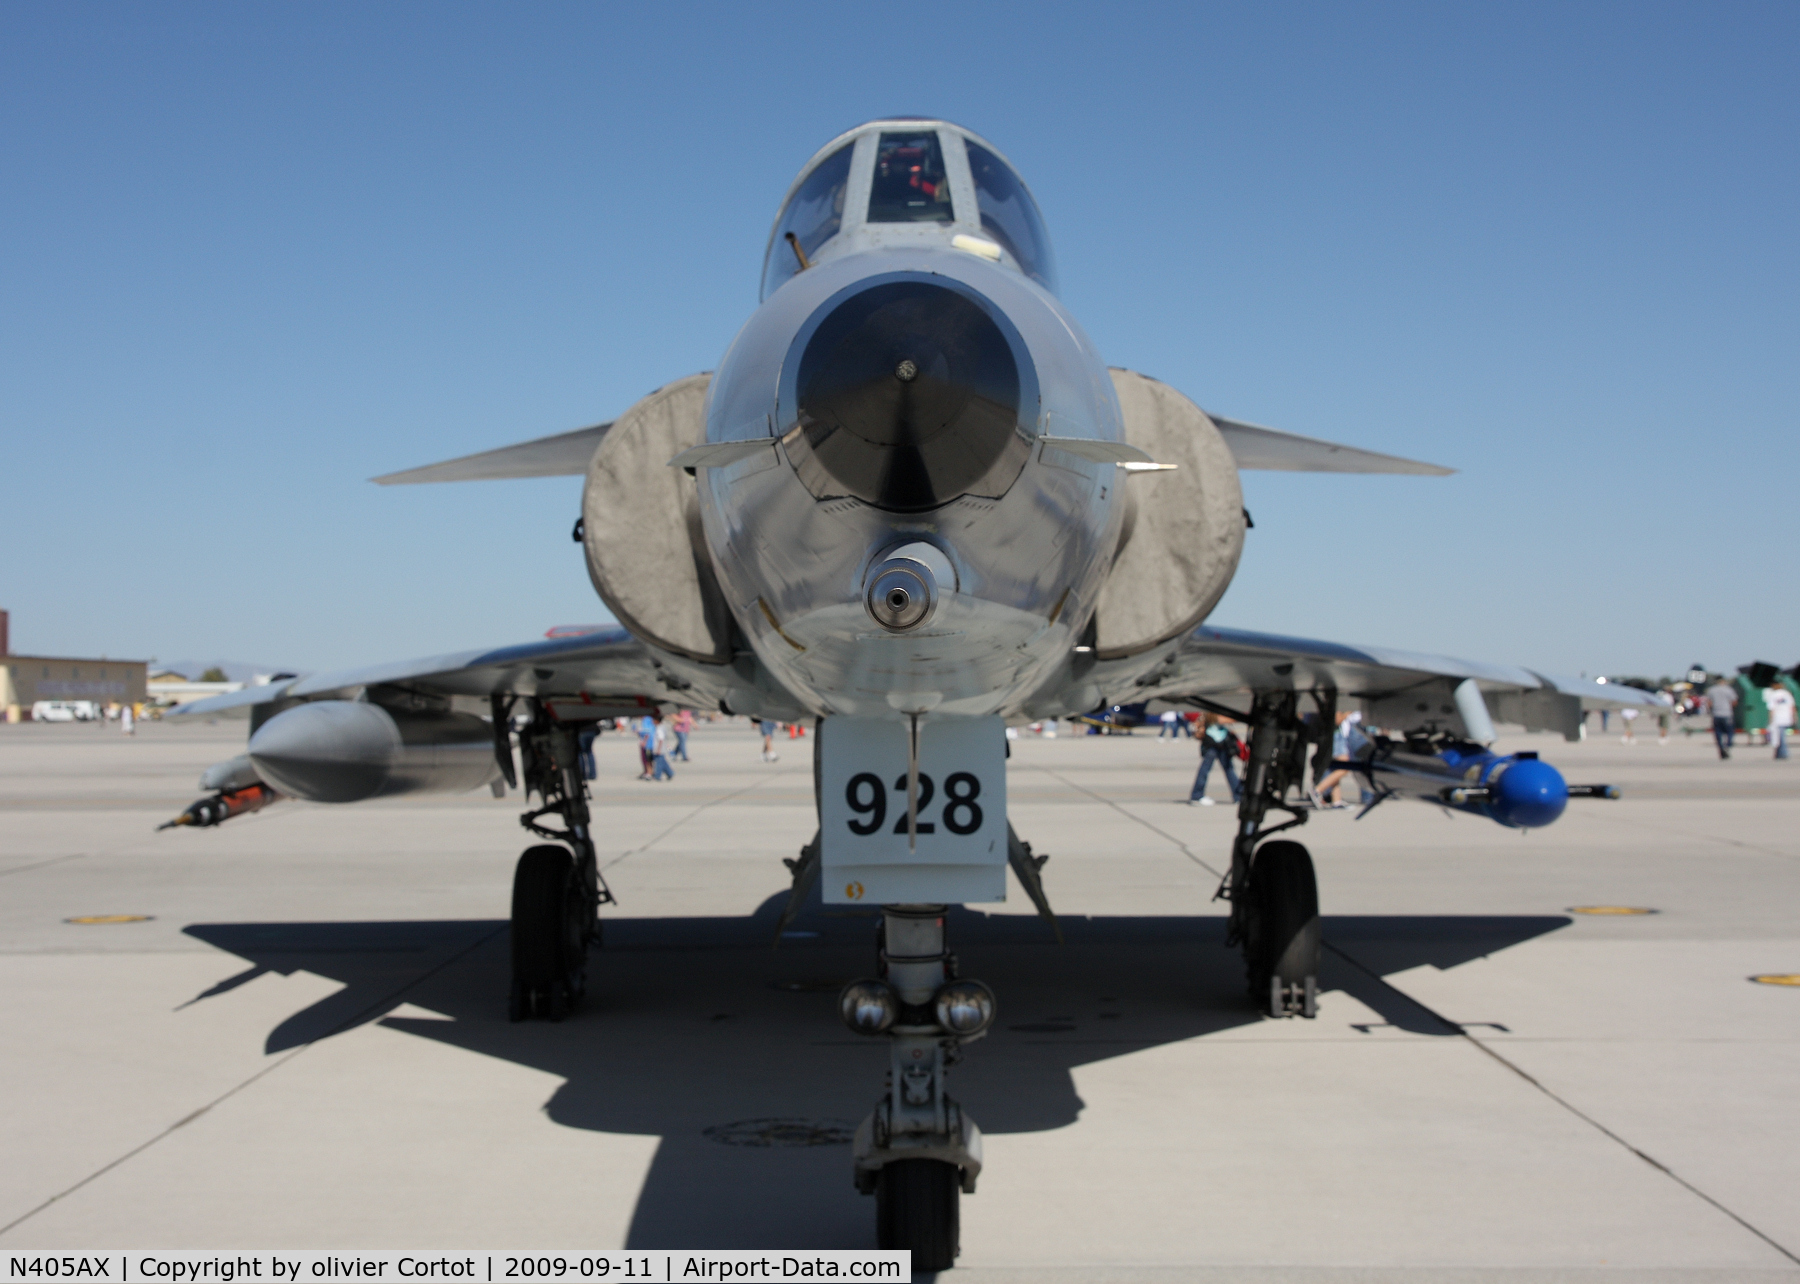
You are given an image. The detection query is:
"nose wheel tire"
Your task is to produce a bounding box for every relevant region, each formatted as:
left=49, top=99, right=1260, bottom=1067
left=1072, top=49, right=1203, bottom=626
left=876, top=1159, right=960, bottom=1272
left=1242, top=839, right=1320, bottom=1017
left=510, top=844, right=587, bottom=1022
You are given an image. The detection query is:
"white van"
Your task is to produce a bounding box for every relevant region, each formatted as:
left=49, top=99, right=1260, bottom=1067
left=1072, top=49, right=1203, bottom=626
left=31, top=700, right=100, bottom=722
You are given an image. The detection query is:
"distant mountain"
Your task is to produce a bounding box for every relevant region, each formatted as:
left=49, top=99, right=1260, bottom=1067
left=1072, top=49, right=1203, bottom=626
left=159, top=660, right=298, bottom=683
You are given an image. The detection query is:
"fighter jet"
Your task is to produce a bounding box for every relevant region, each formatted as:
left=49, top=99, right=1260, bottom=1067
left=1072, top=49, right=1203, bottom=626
left=167, top=119, right=1657, bottom=1269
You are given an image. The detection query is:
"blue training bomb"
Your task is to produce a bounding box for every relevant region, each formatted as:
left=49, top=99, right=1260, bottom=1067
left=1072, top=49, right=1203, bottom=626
left=1351, top=738, right=1613, bottom=829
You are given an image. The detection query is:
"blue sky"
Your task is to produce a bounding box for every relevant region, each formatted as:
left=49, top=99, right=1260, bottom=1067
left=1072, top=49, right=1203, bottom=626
left=2, top=3, right=1794, bottom=680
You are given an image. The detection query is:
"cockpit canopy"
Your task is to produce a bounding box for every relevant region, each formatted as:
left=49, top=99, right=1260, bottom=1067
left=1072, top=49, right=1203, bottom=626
left=762, top=120, right=1057, bottom=301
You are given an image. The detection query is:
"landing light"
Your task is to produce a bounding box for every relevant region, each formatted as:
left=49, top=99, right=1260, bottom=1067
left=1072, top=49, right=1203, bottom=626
left=839, top=979, right=898, bottom=1035
left=934, top=980, right=996, bottom=1036
left=951, top=234, right=1002, bottom=261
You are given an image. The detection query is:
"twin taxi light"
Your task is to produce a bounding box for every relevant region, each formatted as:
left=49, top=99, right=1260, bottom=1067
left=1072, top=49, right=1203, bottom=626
left=839, top=979, right=899, bottom=1035
left=933, top=980, right=997, bottom=1037
left=839, top=977, right=998, bottom=1037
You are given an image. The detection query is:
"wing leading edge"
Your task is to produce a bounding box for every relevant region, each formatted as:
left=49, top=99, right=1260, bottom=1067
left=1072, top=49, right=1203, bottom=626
left=1206, top=415, right=1454, bottom=475
left=368, top=409, right=1446, bottom=483
left=1144, top=624, right=1662, bottom=741
left=169, top=626, right=665, bottom=718
left=371, top=423, right=612, bottom=485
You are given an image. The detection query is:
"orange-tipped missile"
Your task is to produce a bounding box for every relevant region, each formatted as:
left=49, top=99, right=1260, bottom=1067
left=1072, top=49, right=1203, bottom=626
left=157, top=783, right=279, bottom=830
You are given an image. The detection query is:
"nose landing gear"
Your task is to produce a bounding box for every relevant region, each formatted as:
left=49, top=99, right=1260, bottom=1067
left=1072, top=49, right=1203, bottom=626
left=844, top=906, right=990, bottom=1272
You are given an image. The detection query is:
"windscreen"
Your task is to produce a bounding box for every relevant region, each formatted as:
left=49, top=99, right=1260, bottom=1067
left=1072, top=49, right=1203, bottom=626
left=868, top=131, right=954, bottom=224
left=965, top=141, right=1056, bottom=291
left=763, top=143, right=854, bottom=299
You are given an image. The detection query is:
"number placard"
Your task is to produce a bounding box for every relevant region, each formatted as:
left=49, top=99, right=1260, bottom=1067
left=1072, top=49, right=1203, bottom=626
left=819, top=715, right=1007, bottom=904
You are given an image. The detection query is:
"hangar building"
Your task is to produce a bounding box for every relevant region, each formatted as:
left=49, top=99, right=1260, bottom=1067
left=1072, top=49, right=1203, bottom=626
left=0, top=611, right=148, bottom=721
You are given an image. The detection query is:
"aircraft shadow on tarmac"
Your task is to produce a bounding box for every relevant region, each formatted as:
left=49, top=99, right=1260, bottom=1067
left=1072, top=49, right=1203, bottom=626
left=183, top=893, right=1570, bottom=1250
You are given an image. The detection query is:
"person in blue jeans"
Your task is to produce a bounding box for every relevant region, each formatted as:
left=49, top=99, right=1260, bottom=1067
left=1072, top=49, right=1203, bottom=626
left=1705, top=678, right=1737, bottom=760
left=577, top=724, right=598, bottom=780
left=1189, top=714, right=1241, bottom=805
left=650, top=713, right=675, bottom=780
left=635, top=714, right=656, bottom=780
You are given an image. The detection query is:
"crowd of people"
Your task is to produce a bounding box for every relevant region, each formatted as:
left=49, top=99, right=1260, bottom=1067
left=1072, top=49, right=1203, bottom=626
left=572, top=661, right=1800, bottom=792
left=1695, top=672, right=1795, bottom=760
left=1168, top=665, right=1800, bottom=807
left=1183, top=709, right=1374, bottom=808
left=577, top=710, right=807, bottom=781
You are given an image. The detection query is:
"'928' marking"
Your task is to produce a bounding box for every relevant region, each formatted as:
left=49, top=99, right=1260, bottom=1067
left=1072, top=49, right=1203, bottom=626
left=844, top=771, right=983, bottom=837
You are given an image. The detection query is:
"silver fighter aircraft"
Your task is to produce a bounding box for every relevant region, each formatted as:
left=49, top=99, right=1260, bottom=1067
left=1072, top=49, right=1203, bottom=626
left=168, top=119, right=1659, bottom=1269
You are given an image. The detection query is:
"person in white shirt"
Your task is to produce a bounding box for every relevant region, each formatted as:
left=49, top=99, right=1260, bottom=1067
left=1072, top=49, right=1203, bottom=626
left=1764, top=681, right=1794, bottom=761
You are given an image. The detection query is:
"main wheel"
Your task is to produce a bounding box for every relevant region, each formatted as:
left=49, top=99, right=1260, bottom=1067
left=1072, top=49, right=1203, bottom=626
left=1241, top=839, right=1320, bottom=1014
left=510, top=844, right=586, bottom=1022
left=876, top=1159, right=959, bottom=1271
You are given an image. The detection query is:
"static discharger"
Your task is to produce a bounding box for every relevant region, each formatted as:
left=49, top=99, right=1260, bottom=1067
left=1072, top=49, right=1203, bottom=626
left=1749, top=974, right=1800, bottom=987
left=1567, top=906, right=1658, bottom=916
left=65, top=914, right=154, bottom=925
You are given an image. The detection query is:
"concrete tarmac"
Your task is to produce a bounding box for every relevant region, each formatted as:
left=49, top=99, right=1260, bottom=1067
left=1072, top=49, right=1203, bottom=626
left=2, top=716, right=1797, bottom=1281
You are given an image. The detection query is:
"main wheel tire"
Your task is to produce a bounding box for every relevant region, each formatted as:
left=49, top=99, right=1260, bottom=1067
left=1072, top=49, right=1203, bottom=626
left=876, top=1159, right=959, bottom=1271
left=510, top=844, right=586, bottom=1021
left=1242, top=839, right=1321, bottom=1010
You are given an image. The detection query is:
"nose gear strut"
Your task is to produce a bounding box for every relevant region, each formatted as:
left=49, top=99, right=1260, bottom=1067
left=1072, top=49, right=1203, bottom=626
left=844, top=905, right=986, bottom=1273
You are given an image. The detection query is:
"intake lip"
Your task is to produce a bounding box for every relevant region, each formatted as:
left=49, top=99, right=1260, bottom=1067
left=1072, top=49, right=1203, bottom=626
left=781, top=274, right=1036, bottom=511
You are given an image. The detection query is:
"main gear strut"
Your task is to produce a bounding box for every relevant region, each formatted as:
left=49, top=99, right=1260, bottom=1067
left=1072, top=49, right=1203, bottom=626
left=1215, top=690, right=1327, bottom=1018
left=503, top=696, right=612, bottom=1021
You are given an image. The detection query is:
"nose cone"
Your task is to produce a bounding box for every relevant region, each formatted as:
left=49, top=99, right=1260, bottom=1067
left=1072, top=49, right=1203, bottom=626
left=789, top=278, right=1033, bottom=511
left=1489, top=757, right=1569, bottom=828
left=248, top=701, right=400, bottom=803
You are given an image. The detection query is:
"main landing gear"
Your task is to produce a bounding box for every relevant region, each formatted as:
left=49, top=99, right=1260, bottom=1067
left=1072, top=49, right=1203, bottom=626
left=1219, top=691, right=1323, bottom=1018
left=839, top=906, right=993, bottom=1272
left=503, top=699, right=612, bottom=1022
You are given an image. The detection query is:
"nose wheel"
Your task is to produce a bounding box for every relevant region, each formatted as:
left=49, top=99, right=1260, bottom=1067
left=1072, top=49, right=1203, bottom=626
left=877, top=1158, right=961, bottom=1271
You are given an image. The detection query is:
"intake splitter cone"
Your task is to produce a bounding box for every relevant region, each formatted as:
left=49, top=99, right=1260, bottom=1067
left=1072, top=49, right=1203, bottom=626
left=786, top=277, right=1034, bottom=511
